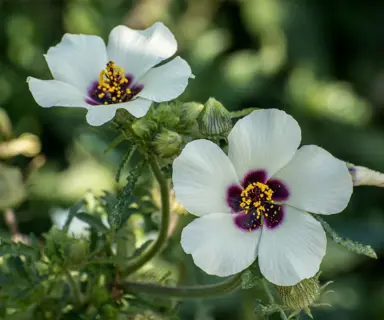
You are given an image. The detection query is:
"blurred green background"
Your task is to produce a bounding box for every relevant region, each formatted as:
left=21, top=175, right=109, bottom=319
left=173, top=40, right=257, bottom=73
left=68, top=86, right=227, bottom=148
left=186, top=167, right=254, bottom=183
left=1, top=0, right=384, bottom=319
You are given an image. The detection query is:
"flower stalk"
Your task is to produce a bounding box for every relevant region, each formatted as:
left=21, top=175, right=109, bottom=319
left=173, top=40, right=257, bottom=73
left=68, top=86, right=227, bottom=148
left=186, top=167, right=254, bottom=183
left=65, top=270, right=82, bottom=307
left=124, top=157, right=170, bottom=275
left=115, top=273, right=242, bottom=299
left=262, top=279, right=288, bottom=320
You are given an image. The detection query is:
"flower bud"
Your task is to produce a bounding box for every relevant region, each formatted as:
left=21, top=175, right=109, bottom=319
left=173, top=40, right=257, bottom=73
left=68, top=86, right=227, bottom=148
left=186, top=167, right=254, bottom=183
left=131, top=118, right=158, bottom=139
left=275, top=276, right=320, bottom=310
left=68, top=241, right=89, bottom=265
left=153, top=129, right=182, bottom=158
left=0, top=163, right=26, bottom=209
left=114, top=108, right=136, bottom=126
left=348, top=163, right=384, bottom=187
left=198, top=98, right=232, bottom=136
left=178, top=102, right=204, bottom=130
left=153, top=102, right=180, bottom=127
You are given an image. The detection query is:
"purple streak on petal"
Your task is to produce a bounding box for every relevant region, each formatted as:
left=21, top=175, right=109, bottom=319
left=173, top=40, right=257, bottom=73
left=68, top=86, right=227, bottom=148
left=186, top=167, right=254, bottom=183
left=263, top=204, right=284, bottom=229
left=87, top=80, right=98, bottom=96
left=267, top=179, right=290, bottom=201
left=348, top=167, right=357, bottom=184
left=85, top=98, right=99, bottom=105
left=125, top=73, right=134, bottom=84
left=233, top=210, right=262, bottom=231
left=226, top=184, right=243, bottom=213
left=131, top=83, right=144, bottom=94
left=242, top=170, right=267, bottom=187
left=86, top=81, right=101, bottom=105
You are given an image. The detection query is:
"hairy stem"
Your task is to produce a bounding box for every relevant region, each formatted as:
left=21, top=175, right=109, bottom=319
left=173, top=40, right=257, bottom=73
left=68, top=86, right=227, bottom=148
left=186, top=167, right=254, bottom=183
left=230, top=107, right=258, bottom=118
left=65, top=270, right=82, bottom=306
left=124, top=157, right=170, bottom=275
left=116, top=273, right=242, bottom=299
left=262, top=279, right=288, bottom=320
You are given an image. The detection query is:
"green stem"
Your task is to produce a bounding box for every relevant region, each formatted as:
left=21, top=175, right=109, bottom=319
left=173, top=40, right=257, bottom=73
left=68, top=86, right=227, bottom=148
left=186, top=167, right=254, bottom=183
left=124, top=157, right=170, bottom=275
left=65, top=270, right=82, bottom=306
left=262, top=279, right=288, bottom=320
left=116, top=274, right=242, bottom=299
left=230, top=107, right=258, bottom=118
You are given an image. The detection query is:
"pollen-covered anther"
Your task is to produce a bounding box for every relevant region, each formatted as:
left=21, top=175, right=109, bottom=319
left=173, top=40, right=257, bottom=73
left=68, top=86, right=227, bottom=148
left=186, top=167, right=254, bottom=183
left=90, top=61, right=138, bottom=106
left=240, top=182, right=274, bottom=215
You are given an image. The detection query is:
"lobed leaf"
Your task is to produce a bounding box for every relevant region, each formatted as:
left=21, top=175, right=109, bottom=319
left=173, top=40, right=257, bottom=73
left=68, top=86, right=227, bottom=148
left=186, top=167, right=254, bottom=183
left=312, top=214, right=377, bottom=259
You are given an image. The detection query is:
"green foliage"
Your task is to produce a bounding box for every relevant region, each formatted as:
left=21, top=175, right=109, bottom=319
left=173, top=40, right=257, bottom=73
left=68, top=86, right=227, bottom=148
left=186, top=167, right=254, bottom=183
left=313, top=214, right=377, bottom=259
left=108, top=160, right=145, bottom=229
left=241, top=261, right=263, bottom=290
left=115, top=146, right=136, bottom=183
left=2, top=0, right=384, bottom=318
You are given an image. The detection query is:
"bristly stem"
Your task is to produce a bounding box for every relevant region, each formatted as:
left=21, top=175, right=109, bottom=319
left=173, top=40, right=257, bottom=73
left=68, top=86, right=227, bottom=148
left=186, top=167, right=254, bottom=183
left=115, top=273, right=242, bottom=299
left=123, top=156, right=170, bottom=275
left=262, top=279, right=288, bottom=320
left=230, top=107, right=258, bottom=118
left=65, top=270, right=82, bottom=307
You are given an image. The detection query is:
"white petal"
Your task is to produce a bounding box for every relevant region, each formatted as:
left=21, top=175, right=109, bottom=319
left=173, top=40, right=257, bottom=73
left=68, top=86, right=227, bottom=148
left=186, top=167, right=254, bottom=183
left=173, top=140, right=240, bottom=216
left=273, top=145, right=353, bottom=214
left=116, top=98, right=152, bottom=118
left=86, top=106, right=118, bottom=126
left=28, top=77, right=90, bottom=109
left=258, top=206, right=326, bottom=286
left=85, top=98, right=152, bottom=126
left=228, top=109, right=301, bottom=180
left=45, top=34, right=107, bottom=92
left=181, top=212, right=261, bottom=276
left=138, top=57, right=192, bottom=102
left=107, top=22, right=177, bottom=80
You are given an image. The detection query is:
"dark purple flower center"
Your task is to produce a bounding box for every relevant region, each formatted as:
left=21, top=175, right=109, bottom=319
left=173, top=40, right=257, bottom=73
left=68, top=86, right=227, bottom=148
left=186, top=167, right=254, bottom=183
left=86, top=61, right=143, bottom=106
left=227, top=170, right=290, bottom=232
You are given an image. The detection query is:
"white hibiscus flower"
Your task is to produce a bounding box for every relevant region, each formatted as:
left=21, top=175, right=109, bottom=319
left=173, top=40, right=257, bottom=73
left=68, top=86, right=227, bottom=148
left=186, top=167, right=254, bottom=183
left=27, top=22, right=192, bottom=126
left=172, top=109, right=352, bottom=286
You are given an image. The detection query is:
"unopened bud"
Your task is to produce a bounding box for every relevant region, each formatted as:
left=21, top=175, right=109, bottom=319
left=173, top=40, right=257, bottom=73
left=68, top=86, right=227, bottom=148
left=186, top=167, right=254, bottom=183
left=276, top=276, right=320, bottom=310
left=198, top=98, right=232, bottom=136
left=153, top=129, right=182, bottom=158
left=131, top=118, right=157, bottom=139
left=348, top=163, right=384, bottom=187
left=178, top=102, right=204, bottom=129
left=153, top=102, right=180, bottom=127
left=68, top=241, right=89, bottom=265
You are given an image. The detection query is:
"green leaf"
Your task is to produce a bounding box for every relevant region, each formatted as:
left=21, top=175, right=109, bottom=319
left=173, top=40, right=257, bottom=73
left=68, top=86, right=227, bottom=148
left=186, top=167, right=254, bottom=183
left=241, top=269, right=261, bottom=290
left=115, top=146, right=137, bottom=182
left=109, top=160, right=145, bottom=229
left=64, top=200, right=85, bottom=230
left=76, top=212, right=109, bottom=233
left=312, top=214, right=377, bottom=259
left=104, top=134, right=125, bottom=154
left=254, top=300, right=285, bottom=318
left=0, top=238, right=40, bottom=259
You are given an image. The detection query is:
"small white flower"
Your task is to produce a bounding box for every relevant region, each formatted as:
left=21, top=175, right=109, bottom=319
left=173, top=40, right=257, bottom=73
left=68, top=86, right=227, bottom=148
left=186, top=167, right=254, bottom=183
left=27, top=22, right=192, bottom=126
left=173, top=109, right=353, bottom=286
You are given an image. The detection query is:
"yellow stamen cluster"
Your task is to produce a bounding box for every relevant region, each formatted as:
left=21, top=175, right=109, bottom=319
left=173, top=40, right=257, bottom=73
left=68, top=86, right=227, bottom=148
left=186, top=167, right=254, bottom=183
left=97, top=61, right=131, bottom=105
left=240, top=182, right=274, bottom=219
